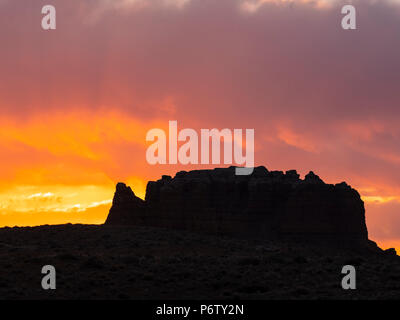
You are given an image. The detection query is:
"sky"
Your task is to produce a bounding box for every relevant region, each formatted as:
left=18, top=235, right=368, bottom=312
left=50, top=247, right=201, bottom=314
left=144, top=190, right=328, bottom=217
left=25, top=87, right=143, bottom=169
left=0, top=0, right=400, bottom=250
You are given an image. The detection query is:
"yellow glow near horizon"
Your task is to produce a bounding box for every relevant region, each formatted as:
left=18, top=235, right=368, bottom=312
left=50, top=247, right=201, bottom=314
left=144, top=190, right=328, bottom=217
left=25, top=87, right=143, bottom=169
left=362, top=195, right=400, bottom=204
left=0, top=178, right=148, bottom=228
left=0, top=110, right=164, bottom=227
left=0, top=184, right=115, bottom=227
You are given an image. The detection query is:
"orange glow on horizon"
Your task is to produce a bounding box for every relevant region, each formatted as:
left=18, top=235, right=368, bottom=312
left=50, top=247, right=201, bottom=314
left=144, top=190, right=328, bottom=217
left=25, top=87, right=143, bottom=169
left=0, top=110, right=158, bottom=227
left=0, top=109, right=398, bottom=253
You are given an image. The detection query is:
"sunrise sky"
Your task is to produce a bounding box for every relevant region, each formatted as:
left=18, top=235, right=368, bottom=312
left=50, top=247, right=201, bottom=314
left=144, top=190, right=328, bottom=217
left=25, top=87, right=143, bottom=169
left=1, top=0, right=400, bottom=250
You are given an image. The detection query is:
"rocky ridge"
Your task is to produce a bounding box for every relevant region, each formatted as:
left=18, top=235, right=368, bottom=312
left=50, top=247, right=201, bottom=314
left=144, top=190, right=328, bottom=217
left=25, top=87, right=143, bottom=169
left=105, top=166, right=372, bottom=248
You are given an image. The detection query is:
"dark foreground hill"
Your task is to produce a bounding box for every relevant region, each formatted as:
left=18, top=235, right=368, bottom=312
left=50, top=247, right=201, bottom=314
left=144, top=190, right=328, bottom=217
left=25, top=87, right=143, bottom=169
left=0, top=224, right=398, bottom=300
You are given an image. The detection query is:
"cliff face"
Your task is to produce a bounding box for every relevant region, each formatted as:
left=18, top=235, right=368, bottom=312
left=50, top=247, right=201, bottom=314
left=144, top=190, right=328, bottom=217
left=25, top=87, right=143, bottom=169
left=105, top=166, right=368, bottom=245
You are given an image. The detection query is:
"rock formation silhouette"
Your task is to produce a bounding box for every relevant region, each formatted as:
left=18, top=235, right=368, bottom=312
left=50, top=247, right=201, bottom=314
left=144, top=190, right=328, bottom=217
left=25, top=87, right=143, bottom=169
left=105, top=166, right=370, bottom=247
